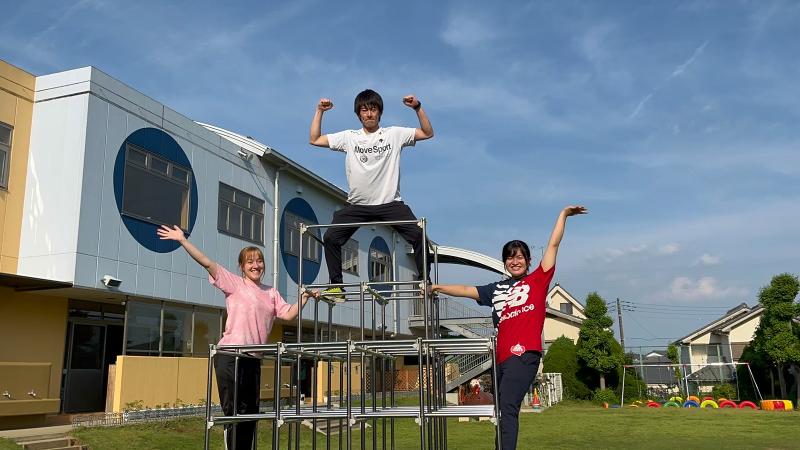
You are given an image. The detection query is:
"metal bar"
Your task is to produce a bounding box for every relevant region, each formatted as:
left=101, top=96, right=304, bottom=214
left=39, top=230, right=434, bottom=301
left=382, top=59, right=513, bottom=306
left=305, top=219, right=421, bottom=230
left=204, top=345, right=214, bottom=450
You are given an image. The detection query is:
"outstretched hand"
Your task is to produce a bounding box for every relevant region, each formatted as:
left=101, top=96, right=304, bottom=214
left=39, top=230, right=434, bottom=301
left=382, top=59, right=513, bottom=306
left=157, top=225, right=186, bottom=242
left=563, top=205, right=588, bottom=217
left=402, top=95, right=421, bottom=109
left=317, top=98, right=333, bottom=111
left=302, top=290, right=321, bottom=303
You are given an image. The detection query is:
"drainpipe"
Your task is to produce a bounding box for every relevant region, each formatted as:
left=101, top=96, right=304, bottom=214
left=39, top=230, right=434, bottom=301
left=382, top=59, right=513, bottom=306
left=391, top=230, right=398, bottom=337
left=272, top=166, right=288, bottom=288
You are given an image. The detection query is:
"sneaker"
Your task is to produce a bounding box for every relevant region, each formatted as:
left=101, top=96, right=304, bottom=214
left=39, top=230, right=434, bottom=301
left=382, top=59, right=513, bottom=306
left=322, top=287, right=347, bottom=303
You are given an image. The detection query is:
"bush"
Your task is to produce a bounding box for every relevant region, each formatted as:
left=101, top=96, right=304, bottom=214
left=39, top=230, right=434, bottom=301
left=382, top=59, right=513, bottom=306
left=712, top=383, right=737, bottom=400
left=543, top=336, right=591, bottom=399
left=593, top=388, right=618, bottom=405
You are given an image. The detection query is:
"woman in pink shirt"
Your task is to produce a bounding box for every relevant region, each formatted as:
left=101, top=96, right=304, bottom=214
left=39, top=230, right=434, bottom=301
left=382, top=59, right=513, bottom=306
left=158, top=225, right=318, bottom=450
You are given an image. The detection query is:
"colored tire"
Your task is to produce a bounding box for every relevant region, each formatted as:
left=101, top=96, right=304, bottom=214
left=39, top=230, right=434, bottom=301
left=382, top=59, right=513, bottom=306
left=738, top=401, right=757, bottom=409
left=688, top=395, right=700, bottom=403
left=669, top=396, right=683, bottom=404
left=718, top=400, right=737, bottom=408
left=647, top=402, right=661, bottom=408
left=683, top=400, right=700, bottom=408
left=663, top=401, right=681, bottom=408
left=700, top=400, right=719, bottom=409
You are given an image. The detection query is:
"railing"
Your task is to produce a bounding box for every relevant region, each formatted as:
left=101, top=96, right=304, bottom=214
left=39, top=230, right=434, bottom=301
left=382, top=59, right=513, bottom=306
left=412, top=295, right=487, bottom=319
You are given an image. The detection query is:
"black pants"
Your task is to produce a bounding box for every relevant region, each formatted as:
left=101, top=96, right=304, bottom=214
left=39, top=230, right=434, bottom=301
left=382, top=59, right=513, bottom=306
left=323, top=201, right=430, bottom=284
left=215, top=354, right=261, bottom=450
left=496, top=351, right=541, bottom=450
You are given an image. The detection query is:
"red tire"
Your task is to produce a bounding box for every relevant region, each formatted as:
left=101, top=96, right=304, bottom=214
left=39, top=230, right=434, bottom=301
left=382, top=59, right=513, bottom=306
left=738, top=401, right=757, bottom=409
left=647, top=402, right=661, bottom=408
left=718, top=400, right=737, bottom=408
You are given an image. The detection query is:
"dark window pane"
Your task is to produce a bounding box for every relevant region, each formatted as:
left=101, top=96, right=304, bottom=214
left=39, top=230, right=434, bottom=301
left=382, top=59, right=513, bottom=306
left=193, top=310, right=222, bottom=356
left=162, top=305, right=192, bottom=355
left=219, top=184, right=235, bottom=202
left=171, top=166, right=189, bottom=184
left=234, top=192, right=250, bottom=208
left=229, top=208, right=242, bottom=235
left=250, top=197, right=264, bottom=213
left=149, top=157, right=168, bottom=174
left=126, top=302, right=161, bottom=353
left=127, top=147, right=146, bottom=166
left=122, top=165, right=189, bottom=228
left=0, top=124, right=11, bottom=145
left=218, top=203, right=228, bottom=230
left=71, top=325, right=105, bottom=369
left=242, top=211, right=254, bottom=240
left=254, top=216, right=263, bottom=242
left=0, top=149, right=7, bottom=188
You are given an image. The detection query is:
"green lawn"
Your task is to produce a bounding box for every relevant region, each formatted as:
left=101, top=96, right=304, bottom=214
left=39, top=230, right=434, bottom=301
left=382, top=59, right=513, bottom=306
left=70, top=402, right=800, bottom=450
left=0, top=438, right=19, bottom=450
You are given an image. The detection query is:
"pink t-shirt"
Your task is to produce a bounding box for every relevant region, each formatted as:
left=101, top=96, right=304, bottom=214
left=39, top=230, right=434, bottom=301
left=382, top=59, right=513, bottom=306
left=210, top=265, right=293, bottom=346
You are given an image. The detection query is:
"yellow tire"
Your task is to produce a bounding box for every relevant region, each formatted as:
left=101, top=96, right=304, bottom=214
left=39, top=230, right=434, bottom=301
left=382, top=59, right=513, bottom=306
left=700, top=400, right=719, bottom=409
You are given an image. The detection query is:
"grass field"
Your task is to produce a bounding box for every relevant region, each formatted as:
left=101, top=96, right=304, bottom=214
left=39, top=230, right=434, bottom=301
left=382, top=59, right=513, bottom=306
left=0, top=438, right=19, bottom=450
left=69, top=402, right=799, bottom=450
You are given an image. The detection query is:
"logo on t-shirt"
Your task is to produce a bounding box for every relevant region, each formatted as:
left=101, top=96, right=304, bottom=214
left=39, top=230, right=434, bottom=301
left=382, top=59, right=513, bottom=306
left=510, top=343, right=526, bottom=356
left=360, top=155, right=368, bottom=163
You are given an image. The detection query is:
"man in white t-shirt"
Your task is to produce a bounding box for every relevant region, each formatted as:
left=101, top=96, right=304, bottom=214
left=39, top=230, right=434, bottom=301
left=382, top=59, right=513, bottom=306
left=309, top=89, right=434, bottom=296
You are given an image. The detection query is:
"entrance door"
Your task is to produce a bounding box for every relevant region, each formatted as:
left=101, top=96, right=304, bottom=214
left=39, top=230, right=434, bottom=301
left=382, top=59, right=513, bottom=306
left=62, top=320, right=125, bottom=413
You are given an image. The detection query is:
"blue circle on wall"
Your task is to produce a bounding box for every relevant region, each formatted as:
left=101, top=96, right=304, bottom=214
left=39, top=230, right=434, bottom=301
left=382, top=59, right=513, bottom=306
left=113, top=127, right=199, bottom=253
left=368, top=236, right=392, bottom=291
left=280, top=197, right=321, bottom=285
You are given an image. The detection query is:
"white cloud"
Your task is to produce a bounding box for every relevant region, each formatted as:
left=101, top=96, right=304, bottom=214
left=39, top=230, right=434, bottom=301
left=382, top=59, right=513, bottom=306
left=695, top=253, right=720, bottom=266
left=670, top=40, right=709, bottom=78
left=657, top=243, right=680, bottom=255
left=669, top=276, right=747, bottom=301
left=441, top=10, right=500, bottom=49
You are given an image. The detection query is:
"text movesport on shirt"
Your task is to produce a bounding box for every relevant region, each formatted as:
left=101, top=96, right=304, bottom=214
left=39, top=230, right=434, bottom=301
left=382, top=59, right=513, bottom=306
left=354, top=142, right=392, bottom=154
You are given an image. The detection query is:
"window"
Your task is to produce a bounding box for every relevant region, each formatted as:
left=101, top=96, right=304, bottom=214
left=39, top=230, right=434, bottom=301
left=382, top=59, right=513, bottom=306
left=559, top=302, right=573, bottom=315
left=125, top=301, right=162, bottom=355
left=342, top=239, right=359, bottom=275
left=193, top=309, right=222, bottom=356
left=121, top=143, right=192, bottom=230
left=218, top=183, right=265, bottom=244
left=369, top=248, right=391, bottom=282
left=0, top=122, right=12, bottom=189
left=284, top=212, right=321, bottom=262
left=162, top=305, right=193, bottom=356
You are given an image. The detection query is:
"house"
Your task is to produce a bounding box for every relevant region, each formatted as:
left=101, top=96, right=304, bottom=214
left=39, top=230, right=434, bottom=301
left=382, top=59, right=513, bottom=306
left=673, top=303, right=763, bottom=384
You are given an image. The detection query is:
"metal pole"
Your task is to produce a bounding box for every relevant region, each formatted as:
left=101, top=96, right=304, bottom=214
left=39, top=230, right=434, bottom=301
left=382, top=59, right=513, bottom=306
left=203, top=345, right=214, bottom=450
left=616, top=298, right=625, bottom=350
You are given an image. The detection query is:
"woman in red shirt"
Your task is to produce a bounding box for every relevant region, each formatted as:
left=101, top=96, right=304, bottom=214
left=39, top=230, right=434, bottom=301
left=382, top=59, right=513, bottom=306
left=431, top=205, right=586, bottom=450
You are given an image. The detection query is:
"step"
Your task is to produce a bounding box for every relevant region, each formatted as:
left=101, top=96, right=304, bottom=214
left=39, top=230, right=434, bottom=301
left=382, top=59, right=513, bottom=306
left=21, top=437, right=76, bottom=450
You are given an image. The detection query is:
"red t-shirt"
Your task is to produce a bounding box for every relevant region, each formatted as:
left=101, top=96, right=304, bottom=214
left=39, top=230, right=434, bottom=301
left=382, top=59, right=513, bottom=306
left=475, top=264, right=555, bottom=364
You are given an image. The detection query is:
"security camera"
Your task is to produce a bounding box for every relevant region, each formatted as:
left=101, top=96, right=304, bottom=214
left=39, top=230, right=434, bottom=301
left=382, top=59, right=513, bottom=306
left=101, top=275, right=122, bottom=288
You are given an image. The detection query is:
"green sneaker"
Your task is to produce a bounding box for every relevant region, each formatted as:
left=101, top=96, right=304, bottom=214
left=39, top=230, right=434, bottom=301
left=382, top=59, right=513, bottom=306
left=322, top=287, right=346, bottom=303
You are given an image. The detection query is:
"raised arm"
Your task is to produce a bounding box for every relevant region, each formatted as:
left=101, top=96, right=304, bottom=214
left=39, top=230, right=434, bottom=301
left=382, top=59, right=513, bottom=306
left=403, top=95, right=434, bottom=141
left=541, top=205, right=587, bottom=272
left=430, top=284, right=480, bottom=300
left=309, top=98, right=333, bottom=147
left=157, top=225, right=218, bottom=279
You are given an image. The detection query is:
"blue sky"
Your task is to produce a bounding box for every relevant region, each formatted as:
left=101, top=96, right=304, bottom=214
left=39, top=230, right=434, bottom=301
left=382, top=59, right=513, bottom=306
left=3, top=0, right=799, bottom=349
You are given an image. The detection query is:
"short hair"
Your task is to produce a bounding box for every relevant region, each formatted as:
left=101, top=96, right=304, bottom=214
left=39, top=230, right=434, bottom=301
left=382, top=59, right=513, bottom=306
left=502, top=240, right=531, bottom=265
left=238, top=246, right=265, bottom=278
left=354, top=89, right=384, bottom=116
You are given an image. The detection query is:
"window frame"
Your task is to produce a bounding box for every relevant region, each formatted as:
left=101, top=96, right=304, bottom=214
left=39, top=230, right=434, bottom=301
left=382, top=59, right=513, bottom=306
left=369, top=248, right=392, bottom=282
left=0, top=122, right=12, bottom=190
left=342, top=238, right=359, bottom=276
left=283, top=211, right=321, bottom=263
left=121, top=142, right=193, bottom=230
left=217, top=182, right=265, bottom=245
left=559, top=302, right=573, bottom=315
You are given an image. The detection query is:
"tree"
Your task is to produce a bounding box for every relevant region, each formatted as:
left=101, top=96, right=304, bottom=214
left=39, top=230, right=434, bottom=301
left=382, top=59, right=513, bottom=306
left=666, top=343, right=683, bottom=382
left=751, top=273, right=800, bottom=405
left=576, top=292, right=624, bottom=390
left=542, top=335, right=591, bottom=399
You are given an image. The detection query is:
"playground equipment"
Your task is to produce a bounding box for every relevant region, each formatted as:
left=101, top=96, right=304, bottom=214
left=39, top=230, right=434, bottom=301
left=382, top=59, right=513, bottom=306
left=202, top=218, right=502, bottom=449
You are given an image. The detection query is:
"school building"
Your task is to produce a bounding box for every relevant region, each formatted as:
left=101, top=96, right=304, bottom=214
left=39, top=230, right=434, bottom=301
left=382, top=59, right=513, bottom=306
left=0, top=59, right=585, bottom=429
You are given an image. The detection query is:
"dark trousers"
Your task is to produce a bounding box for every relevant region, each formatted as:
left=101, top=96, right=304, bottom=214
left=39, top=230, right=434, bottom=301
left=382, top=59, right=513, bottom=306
left=215, top=354, right=261, bottom=450
left=496, top=351, right=541, bottom=450
left=323, top=201, right=430, bottom=284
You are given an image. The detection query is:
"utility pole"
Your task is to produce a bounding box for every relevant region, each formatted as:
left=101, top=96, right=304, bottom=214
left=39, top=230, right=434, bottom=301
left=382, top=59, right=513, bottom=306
left=616, top=298, right=626, bottom=350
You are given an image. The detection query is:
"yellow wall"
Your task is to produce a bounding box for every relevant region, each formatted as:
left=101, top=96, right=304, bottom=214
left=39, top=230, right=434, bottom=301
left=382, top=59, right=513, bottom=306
left=544, top=316, right=581, bottom=344
left=0, top=288, right=67, bottom=428
left=0, top=60, right=35, bottom=274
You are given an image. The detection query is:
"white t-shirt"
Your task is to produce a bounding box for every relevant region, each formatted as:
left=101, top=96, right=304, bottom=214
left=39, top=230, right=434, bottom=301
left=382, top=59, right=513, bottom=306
left=327, top=126, right=416, bottom=205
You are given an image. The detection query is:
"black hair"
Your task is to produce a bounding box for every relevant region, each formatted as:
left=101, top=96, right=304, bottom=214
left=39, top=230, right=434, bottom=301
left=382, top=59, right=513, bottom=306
left=353, top=89, right=384, bottom=116
left=502, top=240, right=531, bottom=267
